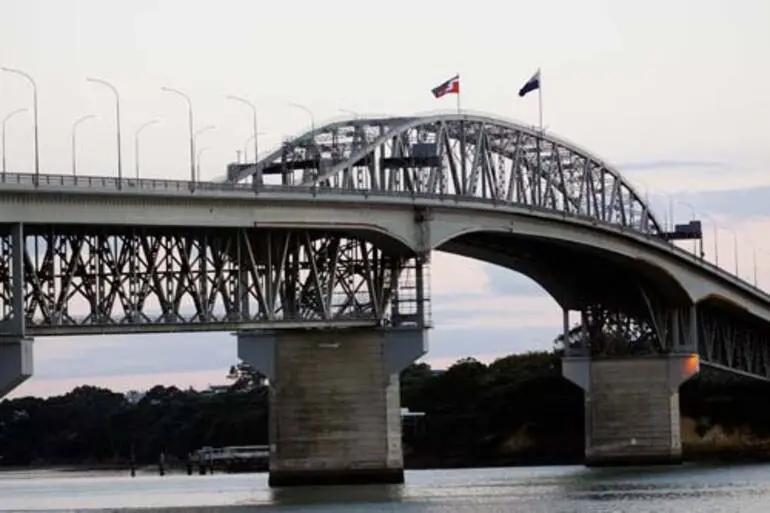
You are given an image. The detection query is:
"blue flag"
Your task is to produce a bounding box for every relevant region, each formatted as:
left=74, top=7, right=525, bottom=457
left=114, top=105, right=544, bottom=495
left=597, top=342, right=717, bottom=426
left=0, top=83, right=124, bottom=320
left=518, top=69, right=541, bottom=97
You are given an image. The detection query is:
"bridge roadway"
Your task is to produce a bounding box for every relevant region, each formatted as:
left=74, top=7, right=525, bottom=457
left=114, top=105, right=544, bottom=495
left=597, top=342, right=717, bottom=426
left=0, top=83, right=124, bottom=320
left=0, top=111, right=767, bottom=485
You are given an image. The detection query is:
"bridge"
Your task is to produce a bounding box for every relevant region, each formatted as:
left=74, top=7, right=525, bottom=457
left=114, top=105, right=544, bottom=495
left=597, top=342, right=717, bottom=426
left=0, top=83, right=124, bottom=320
left=1, top=111, right=768, bottom=486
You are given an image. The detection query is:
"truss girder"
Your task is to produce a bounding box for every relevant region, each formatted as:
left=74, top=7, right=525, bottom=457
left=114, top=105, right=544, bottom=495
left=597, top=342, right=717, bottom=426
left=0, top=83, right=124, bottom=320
left=559, top=298, right=770, bottom=379
left=0, top=227, right=425, bottom=336
left=244, top=114, right=662, bottom=234
left=699, top=308, right=770, bottom=379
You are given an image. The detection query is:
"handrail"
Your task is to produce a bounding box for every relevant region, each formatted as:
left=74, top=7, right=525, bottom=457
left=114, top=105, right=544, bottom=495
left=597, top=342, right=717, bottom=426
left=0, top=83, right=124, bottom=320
left=0, top=171, right=764, bottom=305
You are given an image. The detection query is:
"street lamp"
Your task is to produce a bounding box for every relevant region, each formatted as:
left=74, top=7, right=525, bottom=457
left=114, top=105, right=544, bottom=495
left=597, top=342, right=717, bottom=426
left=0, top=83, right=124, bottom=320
left=2, top=108, right=27, bottom=176
left=288, top=102, right=315, bottom=137
left=1, top=67, right=39, bottom=180
left=699, top=212, right=721, bottom=267
left=193, top=126, right=214, bottom=183
left=87, top=77, right=123, bottom=184
left=242, top=132, right=266, bottom=162
left=226, top=95, right=259, bottom=164
left=134, top=119, right=161, bottom=179
left=196, top=147, right=208, bottom=182
left=161, top=86, right=195, bottom=183
left=71, top=114, right=98, bottom=177
left=729, top=228, right=739, bottom=277
left=194, top=125, right=215, bottom=142
left=675, top=198, right=699, bottom=255
left=338, top=108, right=358, bottom=118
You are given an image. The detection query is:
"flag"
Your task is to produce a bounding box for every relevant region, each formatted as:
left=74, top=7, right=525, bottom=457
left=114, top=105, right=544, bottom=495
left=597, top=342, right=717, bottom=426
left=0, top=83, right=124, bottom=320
left=518, top=69, right=540, bottom=97
left=431, top=75, right=460, bottom=98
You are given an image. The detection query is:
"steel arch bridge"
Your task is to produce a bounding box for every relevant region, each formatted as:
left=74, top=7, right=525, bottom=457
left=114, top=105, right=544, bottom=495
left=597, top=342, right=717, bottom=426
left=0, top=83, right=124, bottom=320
left=224, top=112, right=770, bottom=377
left=227, top=112, right=664, bottom=236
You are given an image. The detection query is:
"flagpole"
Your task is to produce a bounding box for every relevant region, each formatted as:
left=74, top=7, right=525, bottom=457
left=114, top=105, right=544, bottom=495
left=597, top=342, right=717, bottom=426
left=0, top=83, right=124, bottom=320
left=456, top=72, right=461, bottom=114
left=537, top=68, right=543, bottom=132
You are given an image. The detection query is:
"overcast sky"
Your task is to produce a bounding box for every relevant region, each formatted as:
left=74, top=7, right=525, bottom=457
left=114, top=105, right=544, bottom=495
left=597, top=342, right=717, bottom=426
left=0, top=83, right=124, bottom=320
left=2, top=0, right=769, bottom=398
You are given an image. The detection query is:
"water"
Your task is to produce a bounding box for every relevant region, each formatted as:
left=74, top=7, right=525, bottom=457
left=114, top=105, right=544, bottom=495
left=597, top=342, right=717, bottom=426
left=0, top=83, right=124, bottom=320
left=1, top=464, right=769, bottom=512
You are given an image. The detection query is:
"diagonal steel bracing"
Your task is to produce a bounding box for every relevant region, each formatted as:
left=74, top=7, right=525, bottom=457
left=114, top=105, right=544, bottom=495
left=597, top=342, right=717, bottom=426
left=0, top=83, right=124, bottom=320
left=240, top=114, right=661, bottom=235
left=698, top=304, right=770, bottom=379
left=0, top=226, right=427, bottom=336
left=558, top=296, right=770, bottom=380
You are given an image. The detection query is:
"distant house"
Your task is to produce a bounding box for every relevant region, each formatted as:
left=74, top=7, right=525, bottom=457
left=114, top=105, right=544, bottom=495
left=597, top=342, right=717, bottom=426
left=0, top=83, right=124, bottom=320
left=124, top=390, right=146, bottom=404
left=201, top=384, right=233, bottom=396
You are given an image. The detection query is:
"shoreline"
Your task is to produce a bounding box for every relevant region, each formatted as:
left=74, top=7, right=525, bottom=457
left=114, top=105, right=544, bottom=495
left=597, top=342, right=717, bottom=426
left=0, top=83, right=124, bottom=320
left=2, top=448, right=769, bottom=476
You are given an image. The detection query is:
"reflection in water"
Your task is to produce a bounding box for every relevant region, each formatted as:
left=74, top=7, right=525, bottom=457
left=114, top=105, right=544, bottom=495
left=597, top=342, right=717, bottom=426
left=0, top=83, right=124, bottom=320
left=1, top=464, right=770, bottom=512
left=268, top=483, right=405, bottom=507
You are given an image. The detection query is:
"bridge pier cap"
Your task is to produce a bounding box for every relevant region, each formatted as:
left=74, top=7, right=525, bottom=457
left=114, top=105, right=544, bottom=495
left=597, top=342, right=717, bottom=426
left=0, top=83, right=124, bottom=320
left=237, top=326, right=427, bottom=487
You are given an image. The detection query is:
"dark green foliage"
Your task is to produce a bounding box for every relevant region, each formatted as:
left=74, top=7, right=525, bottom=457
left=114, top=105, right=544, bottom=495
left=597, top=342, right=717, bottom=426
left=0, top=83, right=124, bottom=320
left=0, top=381, right=269, bottom=466
left=399, top=352, right=585, bottom=466
left=1, top=351, right=767, bottom=468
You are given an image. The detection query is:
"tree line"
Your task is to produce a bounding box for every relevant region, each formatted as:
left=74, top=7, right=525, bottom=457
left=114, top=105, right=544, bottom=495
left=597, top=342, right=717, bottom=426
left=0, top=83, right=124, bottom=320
left=2, top=352, right=770, bottom=467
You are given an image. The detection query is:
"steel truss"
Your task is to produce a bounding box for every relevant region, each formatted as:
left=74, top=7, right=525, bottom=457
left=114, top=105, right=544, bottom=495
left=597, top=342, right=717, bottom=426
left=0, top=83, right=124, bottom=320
left=0, top=226, right=428, bottom=336
left=699, top=304, right=770, bottom=379
left=558, top=297, right=770, bottom=379
left=568, top=305, right=697, bottom=355
left=236, top=113, right=662, bottom=234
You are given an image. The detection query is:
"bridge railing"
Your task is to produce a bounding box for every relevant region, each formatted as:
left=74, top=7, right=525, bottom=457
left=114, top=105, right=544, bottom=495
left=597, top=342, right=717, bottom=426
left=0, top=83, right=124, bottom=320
left=0, top=171, right=765, bottom=304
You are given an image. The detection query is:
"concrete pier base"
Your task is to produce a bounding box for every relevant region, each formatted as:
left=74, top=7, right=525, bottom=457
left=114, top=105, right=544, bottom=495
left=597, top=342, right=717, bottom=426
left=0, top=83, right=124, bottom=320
left=563, top=354, right=700, bottom=466
left=0, top=338, right=33, bottom=399
left=238, top=327, right=427, bottom=487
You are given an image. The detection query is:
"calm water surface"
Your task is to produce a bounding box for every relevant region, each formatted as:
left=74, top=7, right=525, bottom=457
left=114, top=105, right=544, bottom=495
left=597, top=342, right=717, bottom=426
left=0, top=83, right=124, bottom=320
left=1, top=464, right=768, bottom=512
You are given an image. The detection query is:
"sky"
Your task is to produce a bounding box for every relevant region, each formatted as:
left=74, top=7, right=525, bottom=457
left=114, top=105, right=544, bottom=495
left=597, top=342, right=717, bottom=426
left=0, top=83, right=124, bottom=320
left=1, top=0, right=769, bottom=398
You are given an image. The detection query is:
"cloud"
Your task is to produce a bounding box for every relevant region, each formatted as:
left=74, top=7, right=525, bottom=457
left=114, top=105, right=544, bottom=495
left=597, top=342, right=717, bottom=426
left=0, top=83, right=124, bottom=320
left=678, top=186, right=770, bottom=220
left=483, top=266, right=548, bottom=297
left=10, top=369, right=231, bottom=399
left=429, top=251, right=491, bottom=296
left=624, top=157, right=770, bottom=195
left=33, top=333, right=236, bottom=381
left=618, top=160, right=727, bottom=171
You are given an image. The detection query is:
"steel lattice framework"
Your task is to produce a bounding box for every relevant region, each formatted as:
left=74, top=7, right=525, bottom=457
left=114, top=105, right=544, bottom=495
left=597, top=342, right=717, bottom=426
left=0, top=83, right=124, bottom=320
left=0, top=226, right=426, bottom=336
left=226, top=112, right=770, bottom=380
left=230, top=113, right=663, bottom=234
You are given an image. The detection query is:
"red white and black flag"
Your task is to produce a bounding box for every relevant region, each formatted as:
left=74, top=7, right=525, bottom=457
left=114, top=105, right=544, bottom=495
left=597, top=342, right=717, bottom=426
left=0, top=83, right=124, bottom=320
left=431, top=74, right=460, bottom=98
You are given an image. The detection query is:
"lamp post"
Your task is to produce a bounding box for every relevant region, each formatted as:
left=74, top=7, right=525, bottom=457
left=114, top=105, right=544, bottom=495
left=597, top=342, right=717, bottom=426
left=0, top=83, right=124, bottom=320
left=226, top=95, right=259, bottom=164
left=87, top=77, right=123, bottom=184
left=134, top=119, right=161, bottom=179
left=675, top=199, right=698, bottom=255
left=193, top=126, right=214, bottom=183
left=288, top=102, right=315, bottom=135
left=2, top=108, right=27, bottom=176
left=338, top=108, right=358, bottom=118
left=161, top=86, right=195, bottom=183
left=0, top=67, right=39, bottom=181
left=729, top=228, right=739, bottom=277
left=196, top=147, right=208, bottom=182
left=71, top=114, right=98, bottom=177
left=194, top=125, right=215, bottom=143
left=242, top=132, right=266, bottom=162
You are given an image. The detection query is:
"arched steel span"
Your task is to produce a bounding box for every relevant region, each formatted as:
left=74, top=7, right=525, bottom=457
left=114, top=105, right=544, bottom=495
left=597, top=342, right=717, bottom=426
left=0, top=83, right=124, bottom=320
left=230, top=112, right=664, bottom=235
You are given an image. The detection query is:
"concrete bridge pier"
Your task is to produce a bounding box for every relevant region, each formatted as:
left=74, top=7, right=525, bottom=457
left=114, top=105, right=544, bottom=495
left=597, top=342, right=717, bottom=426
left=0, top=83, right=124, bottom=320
left=563, top=353, right=700, bottom=466
left=0, top=338, right=33, bottom=398
left=0, top=223, right=32, bottom=399
left=238, top=326, right=427, bottom=487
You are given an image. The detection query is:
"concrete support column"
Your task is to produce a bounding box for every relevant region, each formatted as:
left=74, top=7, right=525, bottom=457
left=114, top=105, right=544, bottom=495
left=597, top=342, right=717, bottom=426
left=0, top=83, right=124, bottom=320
left=0, top=223, right=32, bottom=399
left=238, top=326, right=427, bottom=487
left=563, top=354, right=700, bottom=466
left=0, top=338, right=34, bottom=398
